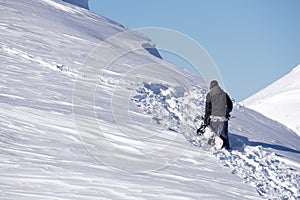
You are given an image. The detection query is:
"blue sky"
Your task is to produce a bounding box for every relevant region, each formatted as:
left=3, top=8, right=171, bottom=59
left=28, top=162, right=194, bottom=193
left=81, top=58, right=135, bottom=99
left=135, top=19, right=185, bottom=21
left=89, top=0, right=300, bottom=101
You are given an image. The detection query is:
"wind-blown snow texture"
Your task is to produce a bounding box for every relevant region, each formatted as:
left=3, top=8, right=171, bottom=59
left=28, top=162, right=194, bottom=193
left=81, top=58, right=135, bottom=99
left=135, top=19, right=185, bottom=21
left=0, top=0, right=299, bottom=199
left=244, top=64, right=300, bottom=136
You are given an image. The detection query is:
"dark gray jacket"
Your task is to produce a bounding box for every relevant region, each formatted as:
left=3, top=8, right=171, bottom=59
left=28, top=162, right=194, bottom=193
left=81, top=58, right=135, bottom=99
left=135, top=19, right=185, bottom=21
left=204, top=85, right=233, bottom=125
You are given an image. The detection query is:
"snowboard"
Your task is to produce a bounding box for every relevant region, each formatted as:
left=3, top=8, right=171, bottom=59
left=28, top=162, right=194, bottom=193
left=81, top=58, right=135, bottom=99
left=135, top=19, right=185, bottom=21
left=202, top=126, right=223, bottom=149
left=191, top=116, right=224, bottom=150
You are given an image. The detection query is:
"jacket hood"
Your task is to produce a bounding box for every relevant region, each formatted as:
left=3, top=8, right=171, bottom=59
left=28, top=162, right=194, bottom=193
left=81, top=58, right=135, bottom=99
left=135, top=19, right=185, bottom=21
left=210, top=85, right=224, bottom=95
left=209, top=80, right=219, bottom=89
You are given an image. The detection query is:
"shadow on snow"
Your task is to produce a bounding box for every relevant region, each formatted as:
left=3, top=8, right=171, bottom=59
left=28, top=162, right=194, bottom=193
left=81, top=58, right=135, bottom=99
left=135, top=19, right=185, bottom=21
left=230, top=133, right=300, bottom=155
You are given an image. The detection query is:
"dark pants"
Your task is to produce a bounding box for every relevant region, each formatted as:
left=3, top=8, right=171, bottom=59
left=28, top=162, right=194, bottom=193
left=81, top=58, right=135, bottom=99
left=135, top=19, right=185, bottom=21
left=210, top=120, right=230, bottom=149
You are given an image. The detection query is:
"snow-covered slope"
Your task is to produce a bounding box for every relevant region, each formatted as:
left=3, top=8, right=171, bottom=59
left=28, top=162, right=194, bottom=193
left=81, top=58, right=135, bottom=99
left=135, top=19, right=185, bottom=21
left=244, top=64, right=300, bottom=136
left=0, top=0, right=299, bottom=199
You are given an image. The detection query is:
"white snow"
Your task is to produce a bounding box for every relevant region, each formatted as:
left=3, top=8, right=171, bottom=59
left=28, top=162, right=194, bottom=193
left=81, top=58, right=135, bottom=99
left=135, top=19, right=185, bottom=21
left=244, top=64, right=300, bottom=136
left=0, top=0, right=299, bottom=200
left=41, top=0, right=80, bottom=13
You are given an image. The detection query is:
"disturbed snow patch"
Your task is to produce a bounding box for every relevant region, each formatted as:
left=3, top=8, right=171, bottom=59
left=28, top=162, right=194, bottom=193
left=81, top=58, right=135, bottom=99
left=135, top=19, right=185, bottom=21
left=215, top=146, right=300, bottom=200
left=132, top=82, right=206, bottom=132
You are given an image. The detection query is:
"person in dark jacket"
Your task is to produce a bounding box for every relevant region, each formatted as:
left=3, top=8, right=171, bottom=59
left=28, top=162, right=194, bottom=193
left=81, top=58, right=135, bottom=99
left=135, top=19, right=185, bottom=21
left=203, top=80, right=233, bottom=149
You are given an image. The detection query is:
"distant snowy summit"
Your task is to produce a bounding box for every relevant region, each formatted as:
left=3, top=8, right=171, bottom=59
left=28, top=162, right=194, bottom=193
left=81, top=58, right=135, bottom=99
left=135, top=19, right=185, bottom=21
left=62, top=0, right=89, bottom=10
left=244, top=64, right=300, bottom=136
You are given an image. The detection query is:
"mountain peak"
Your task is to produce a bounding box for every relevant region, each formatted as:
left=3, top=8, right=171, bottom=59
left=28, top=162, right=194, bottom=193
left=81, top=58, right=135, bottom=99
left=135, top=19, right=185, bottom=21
left=62, top=0, right=89, bottom=10
left=244, top=64, right=300, bottom=135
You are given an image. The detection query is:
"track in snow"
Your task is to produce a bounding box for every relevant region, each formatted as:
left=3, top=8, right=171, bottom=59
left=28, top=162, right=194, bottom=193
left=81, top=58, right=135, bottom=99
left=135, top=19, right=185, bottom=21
left=215, top=146, right=300, bottom=200
left=132, top=82, right=300, bottom=200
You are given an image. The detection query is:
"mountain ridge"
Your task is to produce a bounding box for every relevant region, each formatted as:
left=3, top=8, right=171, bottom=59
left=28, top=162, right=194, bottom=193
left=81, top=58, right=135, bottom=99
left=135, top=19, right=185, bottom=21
left=244, top=64, right=300, bottom=136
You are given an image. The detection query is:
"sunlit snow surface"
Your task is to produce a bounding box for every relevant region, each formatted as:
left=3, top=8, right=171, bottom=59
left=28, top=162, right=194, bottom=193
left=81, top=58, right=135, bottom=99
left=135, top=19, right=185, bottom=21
left=0, top=0, right=299, bottom=199
left=244, top=64, right=300, bottom=136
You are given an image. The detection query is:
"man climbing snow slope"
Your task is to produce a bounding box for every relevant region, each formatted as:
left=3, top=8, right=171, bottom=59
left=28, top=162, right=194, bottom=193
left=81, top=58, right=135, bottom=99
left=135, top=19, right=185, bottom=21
left=203, top=80, right=233, bottom=149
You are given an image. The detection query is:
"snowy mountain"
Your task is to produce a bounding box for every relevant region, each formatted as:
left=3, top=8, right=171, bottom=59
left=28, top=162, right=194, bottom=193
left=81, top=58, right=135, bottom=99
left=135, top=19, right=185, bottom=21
left=0, top=0, right=299, bottom=199
left=244, top=64, right=300, bottom=136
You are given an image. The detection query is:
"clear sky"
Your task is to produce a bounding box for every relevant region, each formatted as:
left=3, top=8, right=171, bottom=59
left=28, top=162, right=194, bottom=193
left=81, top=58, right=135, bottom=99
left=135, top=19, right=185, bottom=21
left=89, top=0, right=300, bottom=101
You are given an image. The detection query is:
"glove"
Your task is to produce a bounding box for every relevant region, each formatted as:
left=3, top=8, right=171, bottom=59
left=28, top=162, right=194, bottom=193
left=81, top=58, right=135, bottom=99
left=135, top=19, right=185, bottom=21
left=197, top=124, right=207, bottom=135
left=226, top=112, right=231, bottom=119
